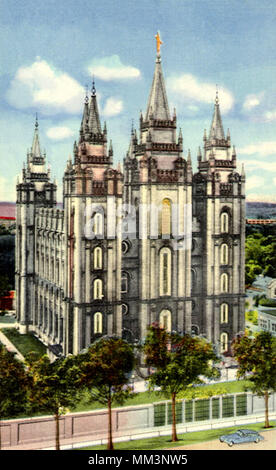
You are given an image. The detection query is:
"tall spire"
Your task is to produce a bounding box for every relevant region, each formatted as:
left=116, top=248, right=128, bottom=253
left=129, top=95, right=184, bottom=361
left=145, top=32, right=170, bottom=121
left=209, top=89, right=225, bottom=141
left=80, top=85, right=89, bottom=134
left=88, top=79, right=102, bottom=135
left=31, top=114, right=42, bottom=158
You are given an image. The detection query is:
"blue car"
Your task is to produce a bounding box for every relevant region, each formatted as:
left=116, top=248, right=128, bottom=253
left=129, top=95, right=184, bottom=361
left=220, top=429, right=264, bottom=447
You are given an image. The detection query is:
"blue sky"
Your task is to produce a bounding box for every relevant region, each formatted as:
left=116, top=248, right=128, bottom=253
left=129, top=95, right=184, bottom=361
left=1, top=0, right=276, bottom=202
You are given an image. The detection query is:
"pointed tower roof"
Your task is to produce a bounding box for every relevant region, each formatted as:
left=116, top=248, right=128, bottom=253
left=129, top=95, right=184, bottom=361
left=88, top=80, right=102, bottom=135
left=145, top=39, right=170, bottom=121
left=80, top=86, right=89, bottom=134
left=31, top=115, right=42, bottom=159
left=209, top=91, right=225, bottom=141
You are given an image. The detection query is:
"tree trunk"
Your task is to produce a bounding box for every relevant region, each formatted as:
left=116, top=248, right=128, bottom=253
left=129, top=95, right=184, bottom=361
left=55, top=409, right=60, bottom=450
left=107, top=395, right=114, bottom=450
left=264, top=391, right=270, bottom=428
left=171, top=392, right=178, bottom=442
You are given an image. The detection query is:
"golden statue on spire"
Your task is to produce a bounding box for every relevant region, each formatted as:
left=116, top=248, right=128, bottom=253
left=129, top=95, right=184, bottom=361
left=155, top=31, right=163, bottom=53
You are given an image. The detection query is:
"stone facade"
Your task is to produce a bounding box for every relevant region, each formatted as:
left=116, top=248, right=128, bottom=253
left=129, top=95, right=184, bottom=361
left=15, top=50, right=245, bottom=357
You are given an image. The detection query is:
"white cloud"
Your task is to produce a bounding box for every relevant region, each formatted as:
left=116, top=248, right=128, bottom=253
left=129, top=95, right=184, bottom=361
left=102, top=97, right=123, bottom=117
left=241, top=159, right=276, bottom=173
left=46, top=126, right=75, bottom=140
left=167, top=74, right=234, bottom=113
left=239, top=141, right=276, bottom=157
left=243, top=94, right=261, bottom=111
left=246, top=175, right=265, bottom=191
left=264, top=110, right=276, bottom=121
left=7, top=59, right=85, bottom=115
left=88, top=55, right=141, bottom=81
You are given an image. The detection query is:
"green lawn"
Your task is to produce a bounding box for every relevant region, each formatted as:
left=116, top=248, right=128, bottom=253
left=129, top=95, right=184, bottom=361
left=73, top=379, right=251, bottom=413
left=78, top=421, right=276, bottom=450
left=0, top=327, right=47, bottom=358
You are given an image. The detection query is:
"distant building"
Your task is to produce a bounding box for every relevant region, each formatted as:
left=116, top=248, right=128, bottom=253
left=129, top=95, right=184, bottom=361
left=267, top=279, right=276, bottom=300
left=258, top=307, right=276, bottom=337
left=15, top=41, right=246, bottom=357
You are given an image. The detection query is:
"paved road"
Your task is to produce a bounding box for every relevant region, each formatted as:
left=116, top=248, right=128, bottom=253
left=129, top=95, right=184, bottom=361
left=168, top=429, right=276, bottom=451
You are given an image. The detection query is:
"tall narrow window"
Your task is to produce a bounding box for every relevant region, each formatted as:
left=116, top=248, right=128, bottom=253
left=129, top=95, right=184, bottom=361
left=220, top=332, right=228, bottom=353
left=94, top=246, right=102, bottom=269
left=160, top=247, right=171, bottom=296
left=220, top=243, right=229, bottom=265
left=94, top=312, right=103, bottom=334
left=220, top=273, right=229, bottom=293
left=93, top=279, right=103, bottom=299
left=220, top=303, right=229, bottom=323
left=161, top=198, right=171, bottom=237
left=220, top=212, right=229, bottom=233
left=94, top=212, right=103, bottom=237
left=160, top=310, right=172, bottom=332
left=121, top=272, right=128, bottom=293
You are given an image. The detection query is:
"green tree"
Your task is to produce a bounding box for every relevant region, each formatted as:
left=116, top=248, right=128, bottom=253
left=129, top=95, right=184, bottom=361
left=0, top=345, right=29, bottom=449
left=143, top=325, right=220, bottom=442
left=232, top=331, right=276, bottom=428
left=26, top=354, right=82, bottom=450
left=80, top=336, right=135, bottom=450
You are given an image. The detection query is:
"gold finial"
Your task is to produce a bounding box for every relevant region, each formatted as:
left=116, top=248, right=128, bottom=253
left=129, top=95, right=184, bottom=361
left=155, top=31, right=163, bottom=54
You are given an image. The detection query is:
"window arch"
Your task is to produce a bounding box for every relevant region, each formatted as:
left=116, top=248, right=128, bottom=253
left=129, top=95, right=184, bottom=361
left=93, top=279, right=103, bottom=299
left=161, top=198, right=172, bottom=237
left=160, top=309, right=172, bottom=332
left=220, top=332, right=228, bottom=353
left=220, top=273, right=229, bottom=293
left=220, top=243, right=229, bottom=265
left=94, top=312, right=103, bottom=334
left=93, top=246, right=102, bottom=269
left=220, top=303, right=229, bottom=323
left=159, top=247, right=172, bottom=296
left=220, top=212, right=229, bottom=233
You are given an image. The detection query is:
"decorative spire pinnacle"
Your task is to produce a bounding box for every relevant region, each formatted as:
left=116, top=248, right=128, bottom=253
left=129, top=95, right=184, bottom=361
left=88, top=78, right=102, bottom=135
left=31, top=114, right=42, bottom=159
left=209, top=89, right=225, bottom=141
left=145, top=35, right=170, bottom=121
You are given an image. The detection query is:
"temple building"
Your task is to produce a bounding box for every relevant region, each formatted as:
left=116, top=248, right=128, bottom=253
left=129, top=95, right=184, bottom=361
left=15, top=39, right=245, bottom=357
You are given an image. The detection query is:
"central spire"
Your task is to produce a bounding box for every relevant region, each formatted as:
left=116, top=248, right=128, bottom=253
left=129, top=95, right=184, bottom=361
left=209, top=90, right=225, bottom=141
left=145, top=32, right=170, bottom=121
left=31, top=114, right=42, bottom=159
left=88, top=79, right=102, bottom=135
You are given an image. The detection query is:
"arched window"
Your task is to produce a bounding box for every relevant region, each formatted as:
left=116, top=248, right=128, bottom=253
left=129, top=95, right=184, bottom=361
left=220, top=332, right=228, bottom=353
left=220, top=243, right=229, bottom=265
left=94, top=246, right=102, bottom=269
left=94, top=312, right=103, bottom=334
left=94, top=212, right=103, bottom=237
left=220, top=303, right=229, bottom=323
left=220, top=212, right=229, bottom=233
left=160, top=309, right=172, bottom=332
left=93, top=279, right=103, bottom=299
left=159, top=247, right=172, bottom=296
left=220, top=273, right=229, bottom=293
left=161, top=198, right=171, bottom=237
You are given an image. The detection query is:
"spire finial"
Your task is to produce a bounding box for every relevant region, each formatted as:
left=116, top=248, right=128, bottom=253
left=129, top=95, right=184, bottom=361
left=92, top=76, right=96, bottom=96
left=215, top=85, right=219, bottom=105
left=155, top=31, right=163, bottom=54
left=35, top=113, right=38, bottom=129
left=85, top=84, right=89, bottom=104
